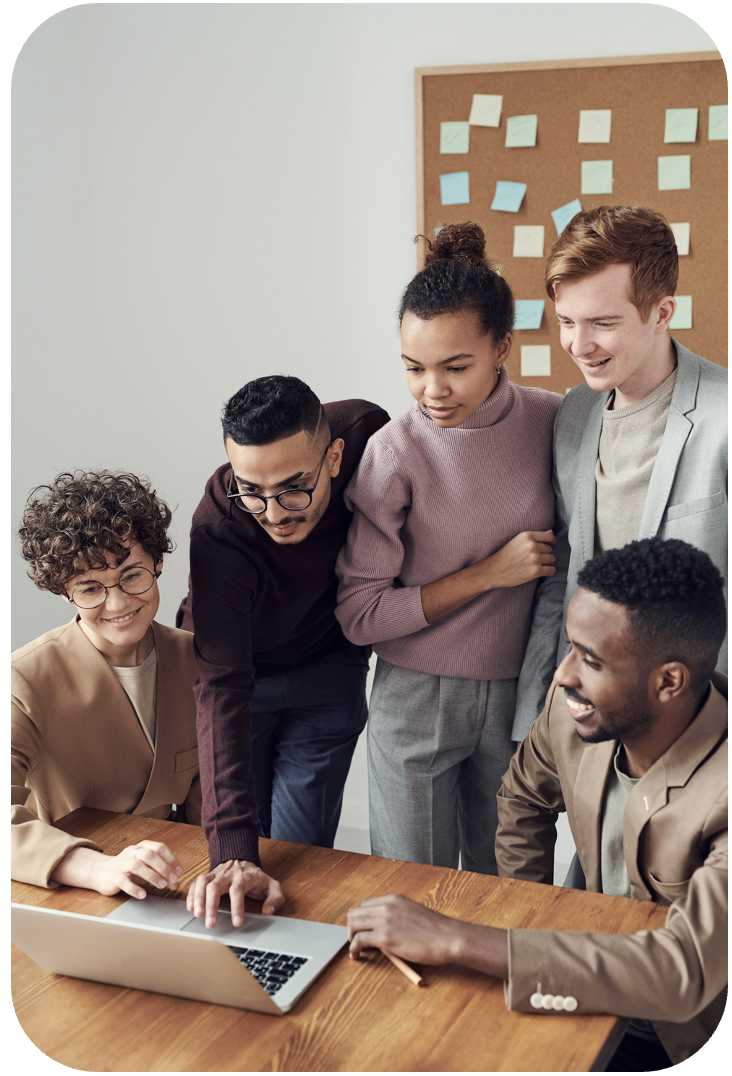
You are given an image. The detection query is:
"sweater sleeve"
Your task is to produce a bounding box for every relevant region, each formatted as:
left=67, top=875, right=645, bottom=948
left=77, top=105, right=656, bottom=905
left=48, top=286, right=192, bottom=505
left=335, top=437, right=429, bottom=645
left=189, top=523, right=260, bottom=869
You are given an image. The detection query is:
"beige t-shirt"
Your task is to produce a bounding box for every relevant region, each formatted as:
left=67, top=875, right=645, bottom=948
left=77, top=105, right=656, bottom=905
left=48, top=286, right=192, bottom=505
left=600, top=744, right=659, bottom=1044
left=595, top=368, right=677, bottom=553
left=110, top=648, right=157, bottom=750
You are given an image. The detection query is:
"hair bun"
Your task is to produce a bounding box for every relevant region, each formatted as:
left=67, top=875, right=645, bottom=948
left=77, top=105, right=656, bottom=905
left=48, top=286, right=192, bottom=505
left=423, top=221, right=488, bottom=267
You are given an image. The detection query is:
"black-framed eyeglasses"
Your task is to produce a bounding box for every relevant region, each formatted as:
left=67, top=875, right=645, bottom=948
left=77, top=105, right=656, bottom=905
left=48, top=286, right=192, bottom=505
left=68, top=566, right=161, bottom=609
left=226, top=444, right=332, bottom=515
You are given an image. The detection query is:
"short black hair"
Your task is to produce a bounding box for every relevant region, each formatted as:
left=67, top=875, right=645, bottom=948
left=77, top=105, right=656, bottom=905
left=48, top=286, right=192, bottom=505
left=399, top=222, right=514, bottom=340
left=577, top=537, right=726, bottom=693
left=222, top=375, right=329, bottom=447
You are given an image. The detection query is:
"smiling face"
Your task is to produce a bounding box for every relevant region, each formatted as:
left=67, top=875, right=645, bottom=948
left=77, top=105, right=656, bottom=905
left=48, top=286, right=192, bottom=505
left=66, top=541, right=160, bottom=660
left=553, top=587, right=653, bottom=744
left=554, top=263, right=676, bottom=401
left=400, top=309, right=512, bottom=428
left=226, top=429, right=344, bottom=544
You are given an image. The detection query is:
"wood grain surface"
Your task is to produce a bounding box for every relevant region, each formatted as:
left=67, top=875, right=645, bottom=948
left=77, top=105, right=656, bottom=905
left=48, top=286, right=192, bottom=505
left=416, top=53, right=727, bottom=397
left=12, top=809, right=669, bottom=1072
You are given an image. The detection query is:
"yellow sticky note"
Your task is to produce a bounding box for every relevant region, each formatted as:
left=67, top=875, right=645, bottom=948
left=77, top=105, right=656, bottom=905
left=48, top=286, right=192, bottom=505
left=670, top=223, right=690, bottom=256
left=469, top=94, right=502, bottom=127
left=513, top=226, right=544, bottom=258
left=521, top=346, right=551, bottom=377
left=578, top=110, right=612, bottom=143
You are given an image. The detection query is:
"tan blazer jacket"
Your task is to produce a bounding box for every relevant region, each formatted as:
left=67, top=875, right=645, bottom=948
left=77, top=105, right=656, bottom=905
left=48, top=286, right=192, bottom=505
left=496, top=674, right=727, bottom=1066
left=11, top=617, right=201, bottom=888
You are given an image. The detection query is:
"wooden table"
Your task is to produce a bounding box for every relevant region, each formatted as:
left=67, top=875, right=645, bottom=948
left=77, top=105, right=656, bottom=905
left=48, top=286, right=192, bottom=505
left=12, top=809, right=668, bottom=1072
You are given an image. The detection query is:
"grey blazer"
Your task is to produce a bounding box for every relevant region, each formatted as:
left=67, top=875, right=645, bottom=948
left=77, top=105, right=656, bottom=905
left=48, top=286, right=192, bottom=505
left=513, top=340, right=727, bottom=740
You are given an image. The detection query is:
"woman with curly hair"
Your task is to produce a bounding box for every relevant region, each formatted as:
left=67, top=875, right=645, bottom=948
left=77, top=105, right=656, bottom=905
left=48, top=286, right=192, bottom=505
left=336, top=223, right=563, bottom=875
left=12, top=470, right=283, bottom=913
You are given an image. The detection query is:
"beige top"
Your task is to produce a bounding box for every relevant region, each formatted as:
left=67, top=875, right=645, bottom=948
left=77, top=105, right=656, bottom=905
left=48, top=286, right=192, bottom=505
left=110, top=648, right=157, bottom=750
left=594, top=368, right=677, bottom=552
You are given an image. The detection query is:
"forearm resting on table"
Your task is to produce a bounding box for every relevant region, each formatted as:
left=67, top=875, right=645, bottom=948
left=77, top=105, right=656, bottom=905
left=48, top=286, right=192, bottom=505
left=451, top=921, right=510, bottom=980
left=50, top=845, right=110, bottom=889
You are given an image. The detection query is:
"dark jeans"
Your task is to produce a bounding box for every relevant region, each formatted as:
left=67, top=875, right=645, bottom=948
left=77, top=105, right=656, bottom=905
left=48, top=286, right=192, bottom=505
left=250, top=644, right=369, bottom=847
left=606, top=1033, right=673, bottom=1071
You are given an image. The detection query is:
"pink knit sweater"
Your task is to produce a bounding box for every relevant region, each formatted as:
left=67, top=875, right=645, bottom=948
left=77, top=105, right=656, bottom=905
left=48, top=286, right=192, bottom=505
left=335, top=367, right=562, bottom=680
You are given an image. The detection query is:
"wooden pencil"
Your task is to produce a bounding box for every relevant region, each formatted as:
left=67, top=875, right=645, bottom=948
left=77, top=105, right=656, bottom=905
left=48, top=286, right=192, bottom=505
left=382, top=948, right=425, bottom=987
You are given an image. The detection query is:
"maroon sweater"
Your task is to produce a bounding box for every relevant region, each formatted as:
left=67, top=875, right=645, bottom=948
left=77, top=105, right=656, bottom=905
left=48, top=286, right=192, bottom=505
left=177, top=399, right=389, bottom=868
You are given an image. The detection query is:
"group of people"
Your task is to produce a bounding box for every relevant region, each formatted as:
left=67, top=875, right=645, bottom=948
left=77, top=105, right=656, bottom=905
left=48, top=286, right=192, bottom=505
left=12, top=205, right=727, bottom=1071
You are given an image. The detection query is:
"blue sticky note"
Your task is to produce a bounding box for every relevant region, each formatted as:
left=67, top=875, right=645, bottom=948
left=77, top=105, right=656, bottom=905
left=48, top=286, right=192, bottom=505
left=551, top=198, right=582, bottom=236
left=491, top=181, right=527, bottom=213
left=439, top=171, right=470, bottom=206
left=513, top=300, right=545, bottom=330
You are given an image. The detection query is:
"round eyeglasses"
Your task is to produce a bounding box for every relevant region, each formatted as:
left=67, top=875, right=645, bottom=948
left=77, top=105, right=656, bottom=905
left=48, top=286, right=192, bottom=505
left=226, top=445, right=332, bottom=515
left=69, top=566, right=161, bottom=609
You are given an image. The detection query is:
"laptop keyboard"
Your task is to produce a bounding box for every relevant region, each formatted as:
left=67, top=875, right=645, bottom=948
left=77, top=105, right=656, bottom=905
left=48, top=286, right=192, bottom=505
left=228, top=946, right=310, bottom=995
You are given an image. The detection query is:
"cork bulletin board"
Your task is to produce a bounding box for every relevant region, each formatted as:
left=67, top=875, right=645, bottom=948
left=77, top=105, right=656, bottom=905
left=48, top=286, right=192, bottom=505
left=416, top=53, right=727, bottom=396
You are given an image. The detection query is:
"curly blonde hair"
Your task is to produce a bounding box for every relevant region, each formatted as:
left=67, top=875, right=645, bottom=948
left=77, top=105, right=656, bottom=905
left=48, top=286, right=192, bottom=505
left=18, top=471, right=174, bottom=595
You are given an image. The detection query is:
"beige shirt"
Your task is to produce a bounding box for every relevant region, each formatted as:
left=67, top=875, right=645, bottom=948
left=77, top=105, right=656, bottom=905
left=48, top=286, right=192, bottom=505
left=595, top=368, right=677, bottom=552
left=600, top=746, right=659, bottom=1044
left=110, top=648, right=157, bottom=751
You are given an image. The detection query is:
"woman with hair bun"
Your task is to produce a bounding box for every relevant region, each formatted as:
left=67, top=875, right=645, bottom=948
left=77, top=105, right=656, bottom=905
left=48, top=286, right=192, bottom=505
left=11, top=469, right=283, bottom=913
left=336, top=222, right=562, bottom=874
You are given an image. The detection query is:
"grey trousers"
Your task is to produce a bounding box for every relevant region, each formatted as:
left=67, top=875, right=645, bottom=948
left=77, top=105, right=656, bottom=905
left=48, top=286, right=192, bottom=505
left=367, top=658, right=517, bottom=875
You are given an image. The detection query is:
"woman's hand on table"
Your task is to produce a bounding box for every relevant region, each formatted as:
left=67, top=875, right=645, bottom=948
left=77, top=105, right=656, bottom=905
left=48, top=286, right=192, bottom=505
left=50, top=841, right=184, bottom=898
left=186, top=860, right=285, bottom=927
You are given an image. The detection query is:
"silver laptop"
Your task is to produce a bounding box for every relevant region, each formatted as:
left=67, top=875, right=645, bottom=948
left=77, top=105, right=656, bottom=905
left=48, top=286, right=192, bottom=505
left=11, top=896, right=348, bottom=1014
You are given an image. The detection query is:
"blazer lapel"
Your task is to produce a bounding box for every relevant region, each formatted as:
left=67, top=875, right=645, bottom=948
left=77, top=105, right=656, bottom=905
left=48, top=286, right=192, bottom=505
left=623, top=679, right=727, bottom=899
left=576, top=393, right=606, bottom=564
left=572, top=739, right=615, bottom=890
left=134, top=621, right=172, bottom=814
left=638, top=343, right=698, bottom=539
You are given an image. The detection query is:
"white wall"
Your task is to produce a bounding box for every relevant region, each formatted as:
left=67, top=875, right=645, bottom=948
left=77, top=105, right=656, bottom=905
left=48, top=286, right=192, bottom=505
left=12, top=4, right=717, bottom=841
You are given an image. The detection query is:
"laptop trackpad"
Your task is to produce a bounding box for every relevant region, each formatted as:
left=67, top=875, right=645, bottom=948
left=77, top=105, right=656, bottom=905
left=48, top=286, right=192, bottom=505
left=181, top=910, right=279, bottom=944
left=106, top=895, right=195, bottom=930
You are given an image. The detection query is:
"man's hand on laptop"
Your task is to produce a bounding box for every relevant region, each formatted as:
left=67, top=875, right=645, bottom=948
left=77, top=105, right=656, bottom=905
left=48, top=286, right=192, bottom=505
left=186, top=860, right=285, bottom=927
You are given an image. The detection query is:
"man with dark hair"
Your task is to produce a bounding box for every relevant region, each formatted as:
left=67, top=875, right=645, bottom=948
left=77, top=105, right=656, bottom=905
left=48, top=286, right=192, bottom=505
left=513, top=205, right=727, bottom=738
left=348, top=538, right=727, bottom=1070
left=178, top=376, right=388, bottom=924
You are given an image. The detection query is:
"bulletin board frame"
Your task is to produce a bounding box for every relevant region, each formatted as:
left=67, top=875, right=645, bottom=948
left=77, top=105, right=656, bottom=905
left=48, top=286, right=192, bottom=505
left=415, top=52, right=726, bottom=395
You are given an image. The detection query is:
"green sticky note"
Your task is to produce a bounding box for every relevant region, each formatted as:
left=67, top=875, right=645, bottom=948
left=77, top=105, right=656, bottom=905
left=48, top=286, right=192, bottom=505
left=440, top=121, right=470, bottom=154
left=669, top=296, right=692, bottom=331
left=505, top=115, right=537, bottom=148
left=658, top=155, right=691, bottom=190
left=664, top=108, right=698, bottom=143
left=708, top=105, right=728, bottom=141
left=581, top=160, right=613, bottom=194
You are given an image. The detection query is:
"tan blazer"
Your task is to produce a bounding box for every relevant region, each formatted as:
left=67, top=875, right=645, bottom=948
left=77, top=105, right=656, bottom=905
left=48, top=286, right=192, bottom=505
left=11, top=617, right=201, bottom=888
left=496, top=674, right=727, bottom=1066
